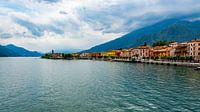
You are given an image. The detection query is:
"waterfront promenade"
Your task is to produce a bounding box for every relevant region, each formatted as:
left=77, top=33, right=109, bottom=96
left=43, top=56, right=200, bottom=68
left=91, top=58, right=200, bottom=68
left=101, top=58, right=200, bottom=67
left=136, top=60, right=200, bottom=67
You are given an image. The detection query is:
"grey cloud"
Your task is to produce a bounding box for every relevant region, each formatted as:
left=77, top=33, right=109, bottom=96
left=78, top=0, right=200, bottom=34
left=13, top=18, right=65, bottom=37
left=0, top=33, right=12, bottom=38
left=36, top=0, right=61, bottom=3
left=14, top=18, right=43, bottom=37
left=59, top=11, right=68, bottom=15
left=1, top=0, right=200, bottom=47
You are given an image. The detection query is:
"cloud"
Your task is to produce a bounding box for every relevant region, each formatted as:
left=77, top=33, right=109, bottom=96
left=0, top=33, right=12, bottom=39
left=36, top=0, right=61, bottom=4
left=14, top=18, right=43, bottom=37
left=13, top=17, right=64, bottom=37
left=59, top=11, right=68, bottom=15
left=0, top=0, right=200, bottom=52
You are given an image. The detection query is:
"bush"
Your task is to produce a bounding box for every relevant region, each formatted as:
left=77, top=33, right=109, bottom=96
left=152, top=41, right=173, bottom=47
left=155, top=56, right=159, bottom=60
left=64, top=54, right=72, bottom=58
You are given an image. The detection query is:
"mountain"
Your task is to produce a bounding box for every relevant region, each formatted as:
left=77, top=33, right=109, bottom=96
left=83, top=19, right=200, bottom=52
left=0, top=45, right=19, bottom=57
left=0, top=44, right=42, bottom=57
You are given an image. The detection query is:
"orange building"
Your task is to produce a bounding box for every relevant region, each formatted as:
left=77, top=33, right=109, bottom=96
left=174, top=43, right=188, bottom=57
left=150, top=46, right=175, bottom=58
left=91, top=52, right=101, bottom=57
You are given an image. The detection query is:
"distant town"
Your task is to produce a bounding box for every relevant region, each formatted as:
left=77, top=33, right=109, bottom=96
left=42, top=39, right=200, bottom=66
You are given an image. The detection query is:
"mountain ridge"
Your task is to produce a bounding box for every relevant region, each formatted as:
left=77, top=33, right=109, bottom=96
left=83, top=19, right=200, bottom=52
left=0, top=44, right=42, bottom=57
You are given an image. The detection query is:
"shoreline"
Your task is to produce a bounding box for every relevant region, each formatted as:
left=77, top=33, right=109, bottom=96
left=112, top=59, right=200, bottom=67
left=42, top=57, right=200, bottom=68
left=135, top=60, right=200, bottom=67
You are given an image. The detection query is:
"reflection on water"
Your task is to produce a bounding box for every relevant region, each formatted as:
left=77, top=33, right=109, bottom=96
left=0, top=57, right=200, bottom=112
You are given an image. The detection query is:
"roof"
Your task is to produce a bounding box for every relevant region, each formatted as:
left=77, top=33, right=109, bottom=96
left=151, top=46, right=172, bottom=52
left=152, top=46, right=168, bottom=50
left=135, top=46, right=150, bottom=49
left=188, top=39, right=200, bottom=43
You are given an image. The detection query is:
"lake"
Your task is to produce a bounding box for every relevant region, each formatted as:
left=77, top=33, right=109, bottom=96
left=0, top=57, right=200, bottom=112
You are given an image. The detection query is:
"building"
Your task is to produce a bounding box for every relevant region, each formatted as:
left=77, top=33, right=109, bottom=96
left=187, top=40, right=200, bottom=61
left=150, top=46, right=176, bottom=59
left=169, top=42, right=178, bottom=47
left=51, top=53, right=64, bottom=59
left=175, top=43, right=188, bottom=57
left=71, top=53, right=80, bottom=58
left=91, top=52, right=101, bottom=57
left=80, top=53, right=92, bottom=58
left=132, top=46, right=150, bottom=59
left=101, top=50, right=120, bottom=57
left=119, top=49, right=132, bottom=58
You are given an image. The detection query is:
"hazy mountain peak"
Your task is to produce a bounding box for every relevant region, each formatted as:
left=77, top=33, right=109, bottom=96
left=0, top=44, right=42, bottom=57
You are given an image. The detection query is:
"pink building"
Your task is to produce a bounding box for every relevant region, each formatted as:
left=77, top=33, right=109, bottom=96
left=80, top=53, right=92, bottom=58
left=187, top=40, right=200, bottom=61
left=131, top=46, right=150, bottom=59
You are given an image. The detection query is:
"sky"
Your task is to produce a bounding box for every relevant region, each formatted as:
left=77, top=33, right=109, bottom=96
left=0, top=0, right=200, bottom=52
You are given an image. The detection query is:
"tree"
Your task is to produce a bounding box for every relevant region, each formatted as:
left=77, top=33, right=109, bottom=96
left=152, top=41, right=171, bottom=47
left=144, top=42, right=147, bottom=46
left=64, top=54, right=72, bottom=59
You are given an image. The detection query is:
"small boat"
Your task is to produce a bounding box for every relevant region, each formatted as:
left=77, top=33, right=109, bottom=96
left=194, top=67, right=200, bottom=70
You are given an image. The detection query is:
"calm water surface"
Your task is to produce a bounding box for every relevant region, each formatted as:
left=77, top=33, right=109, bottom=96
left=0, top=57, right=200, bottom=112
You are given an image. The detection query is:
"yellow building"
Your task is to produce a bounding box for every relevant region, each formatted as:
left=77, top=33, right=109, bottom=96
left=71, top=53, right=80, bottom=57
left=101, top=50, right=120, bottom=57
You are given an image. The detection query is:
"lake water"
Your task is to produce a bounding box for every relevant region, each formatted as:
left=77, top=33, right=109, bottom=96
left=0, top=57, right=200, bottom=112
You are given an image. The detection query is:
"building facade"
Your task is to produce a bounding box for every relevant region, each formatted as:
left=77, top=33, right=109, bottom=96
left=51, top=53, right=64, bottom=59
left=150, top=45, right=177, bottom=59
left=132, top=46, right=150, bottom=59
left=187, top=40, right=200, bottom=61
left=80, top=53, right=92, bottom=58
left=101, top=50, right=120, bottom=57
left=174, top=43, right=188, bottom=57
left=119, top=49, right=132, bottom=58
